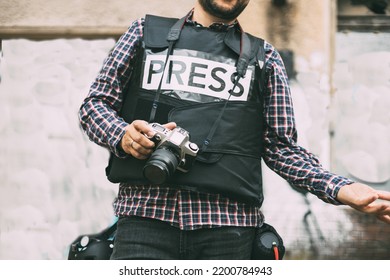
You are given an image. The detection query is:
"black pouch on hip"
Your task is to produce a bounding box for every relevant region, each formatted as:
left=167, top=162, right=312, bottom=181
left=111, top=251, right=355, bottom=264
left=251, top=223, right=285, bottom=260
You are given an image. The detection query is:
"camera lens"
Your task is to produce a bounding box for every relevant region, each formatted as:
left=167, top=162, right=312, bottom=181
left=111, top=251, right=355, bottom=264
left=143, top=148, right=179, bottom=184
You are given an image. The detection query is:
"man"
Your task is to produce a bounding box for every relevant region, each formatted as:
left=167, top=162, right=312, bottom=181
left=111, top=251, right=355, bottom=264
left=78, top=0, right=390, bottom=260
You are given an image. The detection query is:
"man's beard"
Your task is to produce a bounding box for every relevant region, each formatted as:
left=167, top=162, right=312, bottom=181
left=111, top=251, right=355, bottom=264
left=198, top=0, right=250, bottom=21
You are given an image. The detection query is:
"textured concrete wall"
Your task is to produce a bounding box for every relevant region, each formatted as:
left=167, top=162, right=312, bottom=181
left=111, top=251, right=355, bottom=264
left=332, top=32, right=390, bottom=191
left=0, top=38, right=118, bottom=259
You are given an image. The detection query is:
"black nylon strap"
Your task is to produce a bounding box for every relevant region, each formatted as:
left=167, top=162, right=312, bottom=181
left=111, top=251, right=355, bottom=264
left=200, top=31, right=252, bottom=152
left=256, top=38, right=266, bottom=87
left=149, top=16, right=186, bottom=123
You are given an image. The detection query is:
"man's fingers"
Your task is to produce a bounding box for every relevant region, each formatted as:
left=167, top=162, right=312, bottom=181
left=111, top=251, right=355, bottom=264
left=163, top=122, right=177, bottom=130
left=377, top=214, right=390, bottom=224
left=121, top=121, right=178, bottom=159
left=349, top=197, right=390, bottom=226
left=130, top=139, right=154, bottom=157
left=377, top=190, right=390, bottom=201
left=129, top=144, right=149, bottom=159
left=132, top=120, right=149, bottom=134
left=129, top=121, right=155, bottom=149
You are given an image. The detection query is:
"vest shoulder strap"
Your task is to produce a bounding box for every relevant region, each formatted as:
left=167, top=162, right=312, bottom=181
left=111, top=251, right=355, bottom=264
left=144, top=14, right=178, bottom=48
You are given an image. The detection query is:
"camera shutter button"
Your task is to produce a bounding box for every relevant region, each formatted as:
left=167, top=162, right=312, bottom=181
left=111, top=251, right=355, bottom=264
left=189, top=143, right=199, bottom=151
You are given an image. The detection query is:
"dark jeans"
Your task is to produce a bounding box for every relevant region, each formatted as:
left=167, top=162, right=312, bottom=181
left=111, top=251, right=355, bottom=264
left=111, top=216, right=256, bottom=260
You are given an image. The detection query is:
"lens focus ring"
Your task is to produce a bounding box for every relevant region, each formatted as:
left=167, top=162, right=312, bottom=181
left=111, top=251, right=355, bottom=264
left=143, top=148, right=179, bottom=184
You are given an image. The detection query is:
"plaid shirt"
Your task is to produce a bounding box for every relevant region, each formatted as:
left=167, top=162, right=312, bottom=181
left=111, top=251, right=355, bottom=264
left=79, top=17, right=353, bottom=230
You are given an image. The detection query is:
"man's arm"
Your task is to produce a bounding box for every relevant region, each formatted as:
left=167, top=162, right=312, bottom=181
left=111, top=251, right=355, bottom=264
left=261, top=42, right=353, bottom=205
left=78, top=19, right=144, bottom=157
left=261, top=42, right=390, bottom=224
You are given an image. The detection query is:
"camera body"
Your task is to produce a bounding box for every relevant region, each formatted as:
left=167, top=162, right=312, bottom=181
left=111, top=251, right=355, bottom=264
left=143, top=123, right=199, bottom=184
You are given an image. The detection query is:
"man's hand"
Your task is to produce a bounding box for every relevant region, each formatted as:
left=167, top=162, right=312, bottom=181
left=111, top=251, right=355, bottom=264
left=120, top=120, right=177, bottom=160
left=336, top=182, right=390, bottom=224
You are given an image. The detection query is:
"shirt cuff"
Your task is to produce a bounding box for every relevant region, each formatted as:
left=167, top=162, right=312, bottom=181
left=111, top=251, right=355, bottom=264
left=325, top=175, right=355, bottom=205
left=107, top=120, right=129, bottom=158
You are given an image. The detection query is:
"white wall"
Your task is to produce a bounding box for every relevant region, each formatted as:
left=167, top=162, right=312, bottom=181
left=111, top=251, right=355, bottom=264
left=332, top=32, right=390, bottom=189
left=0, top=39, right=117, bottom=259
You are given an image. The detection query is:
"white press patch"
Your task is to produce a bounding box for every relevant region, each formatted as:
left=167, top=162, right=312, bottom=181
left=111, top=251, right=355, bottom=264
left=142, top=54, right=253, bottom=101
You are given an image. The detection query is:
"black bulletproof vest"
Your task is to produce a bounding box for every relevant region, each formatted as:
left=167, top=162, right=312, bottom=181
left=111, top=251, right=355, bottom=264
left=106, top=14, right=267, bottom=206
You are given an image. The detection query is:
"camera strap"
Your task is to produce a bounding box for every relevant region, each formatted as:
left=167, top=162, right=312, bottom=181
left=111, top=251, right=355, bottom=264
left=200, top=26, right=252, bottom=152
left=149, top=15, right=187, bottom=123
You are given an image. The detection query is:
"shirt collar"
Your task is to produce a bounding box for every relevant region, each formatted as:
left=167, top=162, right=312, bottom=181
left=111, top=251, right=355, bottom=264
left=185, top=9, right=239, bottom=32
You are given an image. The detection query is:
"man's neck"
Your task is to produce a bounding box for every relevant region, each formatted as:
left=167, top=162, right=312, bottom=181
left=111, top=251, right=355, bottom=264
left=192, top=2, right=236, bottom=27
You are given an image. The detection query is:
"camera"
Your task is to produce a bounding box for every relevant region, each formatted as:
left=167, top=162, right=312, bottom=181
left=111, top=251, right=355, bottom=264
left=143, top=123, right=199, bottom=184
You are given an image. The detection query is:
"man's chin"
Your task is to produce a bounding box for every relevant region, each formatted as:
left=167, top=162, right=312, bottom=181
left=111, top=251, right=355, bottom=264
left=199, top=0, right=249, bottom=21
